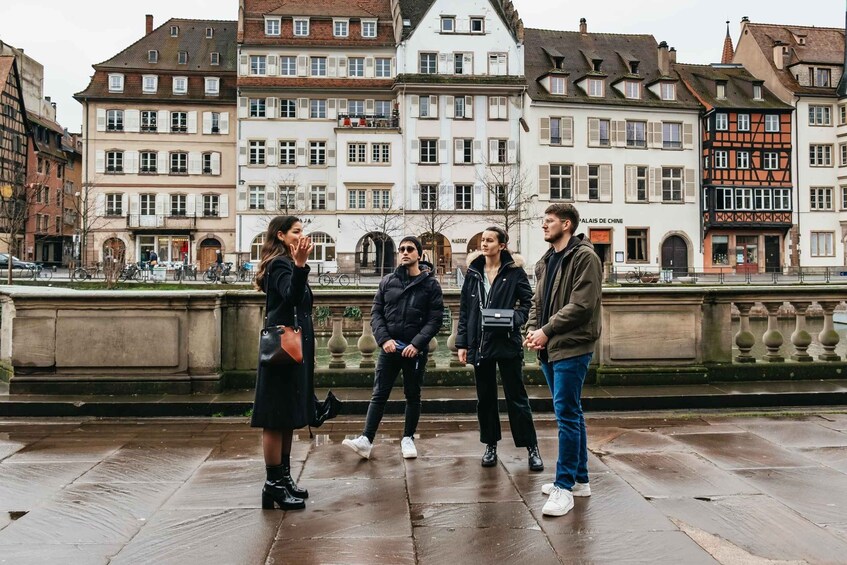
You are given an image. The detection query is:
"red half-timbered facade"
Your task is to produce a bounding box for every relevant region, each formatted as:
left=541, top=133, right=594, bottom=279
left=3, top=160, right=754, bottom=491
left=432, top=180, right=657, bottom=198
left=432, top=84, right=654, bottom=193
left=679, top=64, right=794, bottom=273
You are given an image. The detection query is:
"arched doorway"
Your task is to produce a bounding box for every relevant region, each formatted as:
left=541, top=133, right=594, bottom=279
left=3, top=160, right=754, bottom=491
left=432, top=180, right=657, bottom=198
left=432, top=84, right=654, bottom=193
left=198, top=238, right=222, bottom=271
left=250, top=234, right=265, bottom=262
left=467, top=233, right=483, bottom=254
left=308, top=232, right=337, bottom=269
left=661, top=235, right=688, bottom=276
left=102, top=238, right=126, bottom=262
left=357, top=232, right=395, bottom=276
left=420, top=232, right=452, bottom=274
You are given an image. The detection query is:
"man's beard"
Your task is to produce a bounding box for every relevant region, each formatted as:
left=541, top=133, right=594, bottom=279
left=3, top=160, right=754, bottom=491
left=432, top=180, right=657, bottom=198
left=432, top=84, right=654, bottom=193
left=544, top=229, right=564, bottom=243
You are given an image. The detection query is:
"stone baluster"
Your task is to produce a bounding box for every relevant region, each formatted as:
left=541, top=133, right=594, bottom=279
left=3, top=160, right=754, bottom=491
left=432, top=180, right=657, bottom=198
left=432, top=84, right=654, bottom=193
left=327, top=307, right=348, bottom=370
left=447, top=309, right=463, bottom=367
left=789, top=301, right=813, bottom=362
left=427, top=336, right=438, bottom=368
left=761, top=301, right=785, bottom=363
left=817, top=301, right=842, bottom=362
left=357, top=314, right=378, bottom=369
left=734, top=302, right=756, bottom=363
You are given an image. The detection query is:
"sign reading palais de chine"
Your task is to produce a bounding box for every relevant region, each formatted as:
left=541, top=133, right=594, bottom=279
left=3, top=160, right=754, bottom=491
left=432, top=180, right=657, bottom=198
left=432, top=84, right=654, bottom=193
left=582, top=218, right=624, bottom=224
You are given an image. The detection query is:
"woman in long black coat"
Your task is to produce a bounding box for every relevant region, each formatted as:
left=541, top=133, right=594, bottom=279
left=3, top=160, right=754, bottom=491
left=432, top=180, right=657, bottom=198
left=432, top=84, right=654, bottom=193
left=251, top=215, right=315, bottom=510
left=456, top=226, right=543, bottom=472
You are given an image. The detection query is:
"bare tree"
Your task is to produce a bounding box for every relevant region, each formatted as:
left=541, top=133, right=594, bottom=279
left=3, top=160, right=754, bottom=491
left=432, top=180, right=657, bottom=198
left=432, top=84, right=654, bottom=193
left=478, top=157, right=535, bottom=243
left=0, top=170, right=47, bottom=284
left=412, top=186, right=461, bottom=275
left=354, top=199, right=404, bottom=276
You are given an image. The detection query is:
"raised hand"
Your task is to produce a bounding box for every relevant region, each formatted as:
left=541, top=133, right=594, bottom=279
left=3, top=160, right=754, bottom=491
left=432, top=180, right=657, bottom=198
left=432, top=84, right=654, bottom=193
left=290, top=236, right=313, bottom=267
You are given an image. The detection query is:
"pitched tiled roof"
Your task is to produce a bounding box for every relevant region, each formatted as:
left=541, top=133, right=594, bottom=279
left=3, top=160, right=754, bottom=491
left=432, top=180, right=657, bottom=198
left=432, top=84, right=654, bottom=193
left=93, top=18, right=237, bottom=72
left=75, top=73, right=236, bottom=103
left=246, top=0, right=391, bottom=18
left=524, top=28, right=700, bottom=109
left=0, top=56, right=14, bottom=87
left=398, top=0, right=522, bottom=41
left=743, top=22, right=844, bottom=95
left=675, top=64, right=793, bottom=112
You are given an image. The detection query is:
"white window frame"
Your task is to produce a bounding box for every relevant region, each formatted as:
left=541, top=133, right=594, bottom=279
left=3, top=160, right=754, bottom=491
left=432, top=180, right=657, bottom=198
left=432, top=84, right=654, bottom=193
left=280, top=56, right=296, bottom=76
left=624, top=80, right=640, bottom=99
left=348, top=57, right=365, bottom=77
left=310, top=57, right=327, bottom=77
left=737, top=113, right=750, bottom=131
left=108, top=74, right=124, bottom=93
left=587, top=78, right=604, bottom=97
left=249, top=140, right=266, bottom=166
left=810, top=187, right=833, bottom=210
left=551, top=76, right=566, bottom=95
left=172, top=76, right=188, bottom=95
left=550, top=164, right=573, bottom=201
left=765, top=114, right=780, bottom=132
left=455, top=185, right=472, bottom=210
left=715, top=113, right=728, bottom=131
left=810, top=144, right=833, bottom=167
left=250, top=55, right=267, bottom=76
left=361, top=19, right=377, bottom=38
left=309, top=141, right=326, bottom=166
left=294, top=19, right=310, bottom=37
left=809, top=105, right=832, bottom=126
left=142, top=75, right=158, bottom=94
left=279, top=141, right=296, bottom=166
left=714, top=150, right=728, bottom=169
left=265, top=17, right=281, bottom=36
left=333, top=19, right=349, bottom=37
left=660, top=82, right=675, bottom=101
left=348, top=189, right=367, bottom=210
left=248, top=186, right=265, bottom=210
left=810, top=232, right=835, bottom=257
left=375, top=58, right=392, bottom=78
left=204, top=77, right=220, bottom=95
left=420, top=139, right=438, bottom=164
left=470, top=17, right=484, bottom=33
left=737, top=151, right=750, bottom=169
left=441, top=17, right=455, bottom=33
left=763, top=152, right=778, bottom=170
left=310, top=100, right=327, bottom=119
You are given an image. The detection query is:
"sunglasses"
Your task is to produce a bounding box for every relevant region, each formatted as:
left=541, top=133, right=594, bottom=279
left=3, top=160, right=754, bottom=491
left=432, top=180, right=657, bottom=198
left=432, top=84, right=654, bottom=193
left=398, top=246, right=417, bottom=253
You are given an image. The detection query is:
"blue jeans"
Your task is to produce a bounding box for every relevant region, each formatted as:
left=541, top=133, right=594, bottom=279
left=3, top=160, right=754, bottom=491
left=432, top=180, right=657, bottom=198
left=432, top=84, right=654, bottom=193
left=540, top=353, right=592, bottom=490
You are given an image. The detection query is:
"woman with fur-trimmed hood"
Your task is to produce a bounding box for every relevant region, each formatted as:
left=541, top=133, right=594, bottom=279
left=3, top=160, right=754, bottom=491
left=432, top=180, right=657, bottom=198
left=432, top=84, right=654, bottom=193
left=456, top=227, right=543, bottom=472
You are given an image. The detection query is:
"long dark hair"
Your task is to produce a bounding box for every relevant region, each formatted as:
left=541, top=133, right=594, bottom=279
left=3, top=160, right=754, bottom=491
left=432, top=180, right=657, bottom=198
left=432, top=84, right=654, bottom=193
left=254, top=215, right=300, bottom=291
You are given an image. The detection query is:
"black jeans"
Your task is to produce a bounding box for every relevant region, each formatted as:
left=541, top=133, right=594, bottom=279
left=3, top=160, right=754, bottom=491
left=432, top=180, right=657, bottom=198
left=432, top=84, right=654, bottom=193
left=363, top=350, right=427, bottom=442
left=475, top=357, right=538, bottom=447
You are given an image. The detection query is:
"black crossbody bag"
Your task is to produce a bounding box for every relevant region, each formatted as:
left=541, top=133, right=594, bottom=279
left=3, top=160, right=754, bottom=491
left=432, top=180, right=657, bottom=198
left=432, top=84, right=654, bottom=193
left=478, top=277, right=514, bottom=332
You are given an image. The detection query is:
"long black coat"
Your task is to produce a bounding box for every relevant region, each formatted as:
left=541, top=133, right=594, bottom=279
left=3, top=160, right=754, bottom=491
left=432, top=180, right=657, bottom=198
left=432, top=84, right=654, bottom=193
left=251, top=256, right=315, bottom=430
left=371, top=262, right=444, bottom=352
left=456, top=250, right=532, bottom=365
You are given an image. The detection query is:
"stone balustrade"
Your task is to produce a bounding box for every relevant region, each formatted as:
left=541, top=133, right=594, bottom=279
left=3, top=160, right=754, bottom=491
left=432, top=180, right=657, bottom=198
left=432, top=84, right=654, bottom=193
left=1, top=285, right=844, bottom=394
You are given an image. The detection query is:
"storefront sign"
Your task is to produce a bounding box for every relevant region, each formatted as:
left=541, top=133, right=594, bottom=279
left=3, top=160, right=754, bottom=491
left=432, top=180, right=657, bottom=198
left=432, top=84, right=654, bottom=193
left=583, top=218, right=623, bottom=224
left=589, top=229, right=612, bottom=244
left=452, top=238, right=467, bottom=244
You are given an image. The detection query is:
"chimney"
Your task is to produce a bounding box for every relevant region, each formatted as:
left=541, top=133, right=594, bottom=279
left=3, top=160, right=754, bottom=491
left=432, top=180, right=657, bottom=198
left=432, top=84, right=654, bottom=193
left=579, top=18, right=587, bottom=34
left=658, top=41, right=669, bottom=75
left=146, top=14, right=154, bottom=35
left=669, top=47, right=677, bottom=64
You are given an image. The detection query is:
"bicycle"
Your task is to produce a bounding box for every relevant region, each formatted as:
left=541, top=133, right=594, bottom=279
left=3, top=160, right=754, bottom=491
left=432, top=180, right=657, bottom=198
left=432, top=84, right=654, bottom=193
left=319, top=272, right=350, bottom=287
left=624, top=266, right=657, bottom=284
left=15, top=264, right=52, bottom=281
left=204, top=262, right=233, bottom=284
left=71, top=263, right=103, bottom=281
left=173, top=263, right=198, bottom=282
left=236, top=262, right=253, bottom=282
left=118, top=263, right=142, bottom=282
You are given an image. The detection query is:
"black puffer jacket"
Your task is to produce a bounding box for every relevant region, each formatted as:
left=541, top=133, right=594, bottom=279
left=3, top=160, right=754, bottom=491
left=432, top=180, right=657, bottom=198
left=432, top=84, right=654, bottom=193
left=456, top=250, right=532, bottom=365
left=371, top=261, right=444, bottom=352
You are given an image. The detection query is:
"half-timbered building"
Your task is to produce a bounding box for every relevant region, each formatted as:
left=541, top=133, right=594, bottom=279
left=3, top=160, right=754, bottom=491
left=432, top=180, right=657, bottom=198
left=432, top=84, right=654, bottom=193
left=0, top=56, right=29, bottom=256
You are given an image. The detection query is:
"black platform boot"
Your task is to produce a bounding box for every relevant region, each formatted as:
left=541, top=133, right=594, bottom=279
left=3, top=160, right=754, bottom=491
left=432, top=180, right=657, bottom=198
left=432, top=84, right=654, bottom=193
left=481, top=443, right=498, bottom=467
left=527, top=445, right=544, bottom=472
left=281, top=464, right=308, bottom=499
left=262, top=465, right=305, bottom=510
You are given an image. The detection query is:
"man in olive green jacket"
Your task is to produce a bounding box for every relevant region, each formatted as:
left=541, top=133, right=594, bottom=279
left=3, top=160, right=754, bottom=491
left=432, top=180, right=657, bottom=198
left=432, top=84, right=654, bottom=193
left=525, top=203, right=602, bottom=517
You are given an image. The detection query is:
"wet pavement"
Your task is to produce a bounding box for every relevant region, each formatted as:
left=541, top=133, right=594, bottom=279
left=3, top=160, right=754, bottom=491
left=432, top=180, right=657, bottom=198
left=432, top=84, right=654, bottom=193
left=1, top=411, right=847, bottom=564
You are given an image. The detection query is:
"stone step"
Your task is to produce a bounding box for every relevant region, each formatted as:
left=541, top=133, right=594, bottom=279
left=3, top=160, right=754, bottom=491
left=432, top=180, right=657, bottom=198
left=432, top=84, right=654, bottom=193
left=1, top=380, right=847, bottom=418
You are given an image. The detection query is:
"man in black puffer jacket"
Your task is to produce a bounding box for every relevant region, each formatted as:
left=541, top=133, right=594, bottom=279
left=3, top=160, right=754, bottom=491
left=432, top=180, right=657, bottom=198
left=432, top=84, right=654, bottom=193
left=343, top=235, right=444, bottom=461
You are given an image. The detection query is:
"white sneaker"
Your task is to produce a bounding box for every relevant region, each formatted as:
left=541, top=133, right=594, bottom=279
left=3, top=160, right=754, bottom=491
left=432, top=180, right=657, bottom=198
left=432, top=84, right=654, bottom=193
left=542, top=486, right=574, bottom=517
left=401, top=437, right=417, bottom=459
left=542, top=482, right=591, bottom=497
left=342, top=435, right=372, bottom=460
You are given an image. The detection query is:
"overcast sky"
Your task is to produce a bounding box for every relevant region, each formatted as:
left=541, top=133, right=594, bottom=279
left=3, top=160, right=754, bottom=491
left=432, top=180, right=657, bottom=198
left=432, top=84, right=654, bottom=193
left=0, top=0, right=843, bottom=131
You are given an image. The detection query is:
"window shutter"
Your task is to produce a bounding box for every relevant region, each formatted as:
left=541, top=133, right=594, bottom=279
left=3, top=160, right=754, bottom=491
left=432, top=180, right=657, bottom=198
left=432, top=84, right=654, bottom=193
left=266, top=143, right=278, bottom=167
left=267, top=55, right=278, bottom=75
left=95, top=150, right=105, bottom=173
left=576, top=165, right=589, bottom=201
left=439, top=184, right=452, bottom=209
left=96, top=109, right=106, bottom=132
left=157, top=110, right=169, bottom=133
left=489, top=139, right=499, bottom=163
left=296, top=142, right=306, bottom=166
left=438, top=53, right=449, bottom=74
left=454, top=139, right=464, bottom=163
left=202, top=112, right=212, bottom=134
left=238, top=140, right=248, bottom=166
left=562, top=116, right=574, bottom=146
left=220, top=112, right=230, bottom=134
left=650, top=167, right=662, bottom=202
left=266, top=97, right=277, bottom=119
left=625, top=165, right=637, bottom=202
left=238, top=97, right=249, bottom=119
left=338, top=99, right=348, bottom=114
left=539, top=118, right=551, bottom=145
left=538, top=165, right=550, bottom=199
left=410, top=184, right=420, bottom=211
left=613, top=120, right=626, bottom=147
left=189, top=152, right=202, bottom=174
left=95, top=193, right=105, bottom=216
left=465, top=96, right=474, bottom=119
left=473, top=184, right=485, bottom=211
left=211, top=152, right=221, bottom=175
left=338, top=57, right=347, bottom=77
left=327, top=98, right=337, bottom=120
left=684, top=168, right=696, bottom=203
left=327, top=186, right=336, bottom=210
left=186, top=194, right=196, bottom=216
left=239, top=54, right=248, bottom=76
left=365, top=99, right=375, bottom=114
left=410, top=95, right=419, bottom=118
left=588, top=118, right=599, bottom=147
left=473, top=140, right=483, bottom=164
left=430, top=95, right=439, bottom=118
left=646, top=122, right=657, bottom=149
left=157, top=151, right=167, bottom=173
left=365, top=57, right=375, bottom=78
left=599, top=164, right=612, bottom=202
left=445, top=96, right=455, bottom=119
left=236, top=185, right=247, bottom=211
left=653, top=122, right=663, bottom=148
left=129, top=194, right=140, bottom=216
left=219, top=194, right=229, bottom=217
left=155, top=193, right=167, bottom=216
left=121, top=193, right=129, bottom=217
left=439, top=139, right=448, bottom=164
left=446, top=54, right=455, bottom=74
left=683, top=123, right=694, bottom=149
left=297, top=55, right=308, bottom=76
left=328, top=148, right=336, bottom=167
left=187, top=111, right=198, bottom=134
left=298, top=98, right=309, bottom=119
left=265, top=186, right=276, bottom=210
left=507, top=140, right=517, bottom=164
left=328, top=57, right=337, bottom=77
left=410, top=140, right=419, bottom=164
left=125, top=151, right=139, bottom=174
left=125, top=110, right=140, bottom=133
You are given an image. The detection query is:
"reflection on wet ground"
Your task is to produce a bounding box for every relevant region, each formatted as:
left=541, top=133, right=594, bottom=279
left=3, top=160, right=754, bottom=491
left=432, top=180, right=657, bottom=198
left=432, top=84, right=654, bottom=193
left=1, top=411, right=847, bottom=564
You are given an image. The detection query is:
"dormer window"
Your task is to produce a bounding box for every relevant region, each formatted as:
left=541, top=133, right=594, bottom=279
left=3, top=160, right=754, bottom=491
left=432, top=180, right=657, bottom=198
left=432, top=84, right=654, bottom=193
left=148, top=50, right=158, bottom=64
left=210, top=52, right=220, bottom=66
left=470, top=17, right=484, bottom=33
left=812, top=67, right=831, bottom=87
left=629, top=61, right=640, bottom=74
left=173, top=76, right=188, bottom=95
left=716, top=81, right=727, bottom=99
left=753, top=83, right=763, bottom=100
left=170, top=25, right=179, bottom=37
left=142, top=75, right=158, bottom=94
left=591, top=59, right=603, bottom=72
left=178, top=51, right=188, bottom=65
left=551, top=76, right=566, bottom=95
left=624, top=80, right=640, bottom=99
left=587, top=78, right=604, bottom=97
left=660, top=82, right=676, bottom=101
left=205, top=77, right=220, bottom=96
left=206, top=27, right=214, bottom=38
left=334, top=19, right=349, bottom=37
left=441, top=17, right=455, bottom=33
left=265, top=17, right=281, bottom=36
left=361, top=19, right=377, bottom=38
left=108, top=74, right=124, bottom=92
left=294, top=18, right=309, bottom=37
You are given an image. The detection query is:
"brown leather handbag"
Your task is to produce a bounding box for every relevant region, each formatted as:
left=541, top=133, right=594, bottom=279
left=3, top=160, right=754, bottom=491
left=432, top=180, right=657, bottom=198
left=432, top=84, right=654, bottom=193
left=259, top=279, right=304, bottom=367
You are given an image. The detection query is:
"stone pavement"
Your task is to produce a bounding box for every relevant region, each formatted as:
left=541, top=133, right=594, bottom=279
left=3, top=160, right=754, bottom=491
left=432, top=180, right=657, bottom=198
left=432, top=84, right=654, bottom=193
left=1, top=411, right=847, bottom=564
